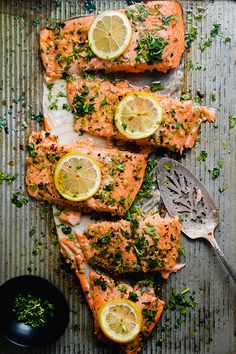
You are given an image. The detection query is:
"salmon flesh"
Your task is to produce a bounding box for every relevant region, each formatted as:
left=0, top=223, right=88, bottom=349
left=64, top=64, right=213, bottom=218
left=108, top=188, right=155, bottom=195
left=25, top=131, right=147, bottom=215
left=66, top=76, right=216, bottom=152
left=40, top=1, right=184, bottom=82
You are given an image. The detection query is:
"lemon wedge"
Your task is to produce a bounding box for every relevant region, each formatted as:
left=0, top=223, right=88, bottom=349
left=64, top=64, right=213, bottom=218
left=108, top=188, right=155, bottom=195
left=54, top=152, right=101, bottom=201
left=98, top=299, right=142, bottom=343
left=115, top=92, right=163, bottom=140
left=88, top=11, right=132, bottom=60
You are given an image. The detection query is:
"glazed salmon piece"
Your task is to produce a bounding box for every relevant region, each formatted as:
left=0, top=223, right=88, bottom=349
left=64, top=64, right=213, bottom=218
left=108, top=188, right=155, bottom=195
left=25, top=131, right=147, bottom=215
left=77, top=214, right=181, bottom=279
left=67, top=77, right=216, bottom=152
left=40, top=1, right=184, bottom=82
left=58, top=229, right=165, bottom=354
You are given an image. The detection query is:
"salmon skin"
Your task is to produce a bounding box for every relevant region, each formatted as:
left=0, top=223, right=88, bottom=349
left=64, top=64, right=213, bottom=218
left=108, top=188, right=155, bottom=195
left=40, top=1, right=184, bottom=82
left=67, top=76, right=216, bottom=152
left=57, top=225, right=165, bottom=354
left=76, top=213, right=181, bottom=279
left=25, top=131, right=147, bottom=215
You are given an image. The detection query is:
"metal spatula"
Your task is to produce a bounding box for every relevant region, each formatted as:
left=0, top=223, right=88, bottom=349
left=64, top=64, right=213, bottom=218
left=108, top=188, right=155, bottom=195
left=157, top=157, right=236, bottom=283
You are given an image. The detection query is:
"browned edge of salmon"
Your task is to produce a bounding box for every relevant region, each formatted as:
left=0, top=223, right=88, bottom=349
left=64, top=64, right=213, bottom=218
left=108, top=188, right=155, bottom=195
left=40, top=1, right=184, bottom=83
left=25, top=131, right=147, bottom=215
left=66, top=76, right=216, bottom=153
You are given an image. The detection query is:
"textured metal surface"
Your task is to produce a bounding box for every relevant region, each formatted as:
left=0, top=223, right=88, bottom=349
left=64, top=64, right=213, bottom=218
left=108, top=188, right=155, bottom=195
left=0, top=1, right=236, bottom=353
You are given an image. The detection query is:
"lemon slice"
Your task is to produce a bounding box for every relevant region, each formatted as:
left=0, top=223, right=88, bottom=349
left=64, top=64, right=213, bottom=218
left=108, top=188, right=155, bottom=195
left=88, top=11, right=132, bottom=60
left=115, top=92, right=163, bottom=140
left=98, top=299, right=142, bottom=343
left=54, top=152, right=101, bottom=201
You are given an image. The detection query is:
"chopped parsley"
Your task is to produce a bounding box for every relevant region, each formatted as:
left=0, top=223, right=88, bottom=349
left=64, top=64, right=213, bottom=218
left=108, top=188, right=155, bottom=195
left=136, top=32, right=167, bottom=65
left=229, top=115, right=236, bottom=129
left=0, top=171, right=17, bottom=184
left=208, top=167, right=221, bottom=180
left=162, top=15, right=178, bottom=26
left=150, top=81, right=165, bottom=92
left=128, top=292, right=139, bottom=302
left=32, top=240, right=42, bottom=256
left=61, top=225, right=72, bottom=235
left=84, top=0, right=96, bottom=13
left=219, top=186, right=226, bottom=193
left=94, top=278, right=107, bottom=291
left=142, top=309, right=157, bottom=322
left=12, top=294, right=54, bottom=328
left=138, top=160, right=157, bottom=199
left=199, top=23, right=221, bottom=52
left=185, top=27, right=198, bottom=49
left=27, top=143, right=37, bottom=158
left=0, top=117, right=7, bottom=131
left=178, top=243, right=186, bottom=256
left=73, top=86, right=95, bottom=117
left=11, top=191, right=28, bottom=208
left=29, top=113, right=44, bottom=124
left=197, top=150, right=208, bottom=162
left=223, top=36, right=231, bottom=44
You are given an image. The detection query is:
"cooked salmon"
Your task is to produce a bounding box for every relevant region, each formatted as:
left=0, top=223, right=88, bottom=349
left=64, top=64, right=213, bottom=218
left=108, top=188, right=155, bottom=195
left=58, top=227, right=165, bottom=354
left=40, top=1, right=184, bottom=82
left=76, top=213, right=181, bottom=279
left=25, top=131, right=147, bottom=215
left=67, top=76, right=216, bottom=152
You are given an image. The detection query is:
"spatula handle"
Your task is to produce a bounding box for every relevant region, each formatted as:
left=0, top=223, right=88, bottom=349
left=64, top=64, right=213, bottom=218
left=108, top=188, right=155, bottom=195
left=207, top=235, right=236, bottom=284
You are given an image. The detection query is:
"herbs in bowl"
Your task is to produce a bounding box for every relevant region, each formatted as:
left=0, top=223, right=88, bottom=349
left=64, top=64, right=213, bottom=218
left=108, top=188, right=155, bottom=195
left=12, top=293, right=54, bottom=328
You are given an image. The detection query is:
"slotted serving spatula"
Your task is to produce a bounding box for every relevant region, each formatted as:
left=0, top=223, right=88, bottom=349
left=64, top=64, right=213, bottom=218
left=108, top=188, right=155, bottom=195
left=157, top=157, right=236, bottom=283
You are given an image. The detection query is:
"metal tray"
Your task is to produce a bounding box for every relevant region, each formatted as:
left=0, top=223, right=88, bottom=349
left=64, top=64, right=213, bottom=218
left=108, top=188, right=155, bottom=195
left=0, top=1, right=236, bottom=353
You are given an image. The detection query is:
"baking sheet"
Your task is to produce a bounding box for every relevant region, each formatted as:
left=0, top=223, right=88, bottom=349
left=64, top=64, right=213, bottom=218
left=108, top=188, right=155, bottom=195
left=0, top=1, right=236, bottom=353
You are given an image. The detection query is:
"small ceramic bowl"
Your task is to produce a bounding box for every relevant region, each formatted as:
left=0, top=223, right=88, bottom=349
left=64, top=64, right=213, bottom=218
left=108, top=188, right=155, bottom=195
left=0, top=275, right=70, bottom=348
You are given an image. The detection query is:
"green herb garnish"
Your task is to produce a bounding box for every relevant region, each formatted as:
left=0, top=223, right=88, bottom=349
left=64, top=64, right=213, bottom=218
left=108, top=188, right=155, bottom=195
left=150, top=81, right=165, bottom=92
left=229, top=115, right=236, bottom=129
left=136, top=32, right=167, bottom=65
left=0, top=171, right=17, bottom=184
left=199, top=23, right=221, bottom=52
left=11, top=191, right=28, bottom=207
left=12, top=294, right=54, bottom=328
left=138, top=160, right=157, bottom=199
left=128, top=292, right=139, bottom=302
left=197, top=150, right=208, bottom=162
left=185, top=27, right=198, bottom=49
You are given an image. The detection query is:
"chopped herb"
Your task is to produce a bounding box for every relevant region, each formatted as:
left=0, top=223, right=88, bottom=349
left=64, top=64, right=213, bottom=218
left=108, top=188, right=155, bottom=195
left=32, top=19, right=41, bottom=27
left=142, top=309, right=157, bottom=322
left=128, top=292, right=139, bottom=302
left=0, top=171, right=17, bottom=184
left=12, top=294, right=54, bottom=328
left=73, top=87, right=95, bottom=117
left=71, top=323, right=79, bottom=331
left=188, top=60, right=202, bottom=71
left=32, top=240, right=42, bottom=256
left=138, top=160, right=157, bottom=199
left=199, top=23, right=221, bottom=52
left=29, top=183, right=37, bottom=191
left=197, top=150, right=208, bottom=162
left=162, top=15, right=178, bottom=25
left=150, top=81, right=165, bottom=92
left=0, top=117, right=7, bottom=131
left=163, top=162, right=173, bottom=170
left=84, top=0, right=96, bottom=13
left=136, top=32, right=167, bottom=65
left=29, top=226, right=36, bottom=237
left=47, top=83, right=54, bottom=91
left=27, top=143, right=37, bottom=157
left=12, top=191, right=28, bottom=207
left=137, top=279, right=154, bottom=287
left=178, top=243, right=186, bottom=256
left=208, top=167, right=221, bottom=180
left=100, top=98, right=109, bottom=107
left=217, top=158, right=224, bottom=168
left=29, top=113, right=44, bottom=124
left=219, top=186, right=226, bottom=193
left=180, top=93, right=191, bottom=101
left=118, top=284, right=127, bottom=292
left=229, top=115, right=236, bottom=129
left=94, top=278, right=107, bottom=291
left=61, top=225, right=72, bottom=235
left=49, top=100, right=58, bottom=110
left=62, top=103, right=71, bottom=111
left=46, top=22, right=66, bottom=30
left=185, top=27, right=198, bottom=49
left=223, top=36, right=231, bottom=44
left=222, top=140, right=228, bottom=150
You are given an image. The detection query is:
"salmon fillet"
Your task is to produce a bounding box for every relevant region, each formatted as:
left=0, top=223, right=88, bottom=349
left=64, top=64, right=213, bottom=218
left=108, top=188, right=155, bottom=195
left=76, top=213, right=181, bottom=279
left=40, top=1, right=184, bottom=82
left=25, top=131, right=147, bottom=215
left=67, top=76, right=216, bottom=152
left=58, top=226, right=165, bottom=354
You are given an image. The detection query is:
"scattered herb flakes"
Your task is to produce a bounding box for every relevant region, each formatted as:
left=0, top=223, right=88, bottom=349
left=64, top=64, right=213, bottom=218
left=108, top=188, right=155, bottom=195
left=12, top=191, right=28, bottom=207
left=217, top=158, right=224, bottom=168
left=197, top=150, right=208, bottom=162
left=185, top=26, right=198, bottom=49
left=213, top=123, right=219, bottom=129
left=168, top=288, right=197, bottom=328
left=188, top=60, right=202, bottom=71
left=0, top=171, right=17, bottom=184
left=0, top=117, right=7, bottom=131
left=137, top=160, right=157, bottom=199
left=229, top=115, right=236, bottom=129
left=84, top=0, right=96, bottom=13
left=150, top=81, right=165, bottom=92
left=61, top=225, right=72, bottom=235
left=178, top=243, right=186, bottom=257
left=223, top=36, right=231, bottom=44
left=29, top=113, right=44, bottom=124
left=180, top=93, right=191, bottom=101
left=162, top=15, right=178, bottom=26
left=12, top=294, right=54, bottom=328
left=219, top=186, right=226, bottom=193
left=94, top=278, right=107, bottom=291
left=199, top=23, right=221, bottom=52
left=163, top=162, right=173, bottom=171
left=211, top=91, right=216, bottom=101
left=32, top=239, right=43, bottom=256
left=71, top=323, right=79, bottom=331
left=128, top=292, right=139, bottom=302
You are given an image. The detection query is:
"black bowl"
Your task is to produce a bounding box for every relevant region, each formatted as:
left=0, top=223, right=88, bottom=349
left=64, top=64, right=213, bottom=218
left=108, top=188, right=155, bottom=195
left=0, top=275, right=70, bottom=348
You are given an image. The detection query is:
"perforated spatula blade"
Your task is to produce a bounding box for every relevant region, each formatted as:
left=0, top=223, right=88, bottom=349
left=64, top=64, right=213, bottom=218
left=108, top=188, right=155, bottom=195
left=157, top=157, right=236, bottom=283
